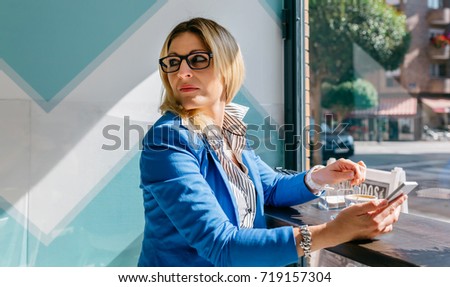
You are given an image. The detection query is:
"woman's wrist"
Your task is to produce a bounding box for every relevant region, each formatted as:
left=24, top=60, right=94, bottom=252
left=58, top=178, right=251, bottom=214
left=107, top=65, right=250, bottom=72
left=310, top=166, right=327, bottom=186
left=295, top=222, right=347, bottom=258
left=305, top=165, right=325, bottom=193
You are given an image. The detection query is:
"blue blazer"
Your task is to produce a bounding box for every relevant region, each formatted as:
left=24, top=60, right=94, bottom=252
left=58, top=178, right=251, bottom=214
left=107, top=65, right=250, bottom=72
left=138, top=112, right=319, bottom=266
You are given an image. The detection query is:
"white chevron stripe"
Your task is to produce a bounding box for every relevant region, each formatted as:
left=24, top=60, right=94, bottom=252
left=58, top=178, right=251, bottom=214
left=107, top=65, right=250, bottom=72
left=0, top=8, right=167, bottom=241
left=0, top=0, right=282, bottom=244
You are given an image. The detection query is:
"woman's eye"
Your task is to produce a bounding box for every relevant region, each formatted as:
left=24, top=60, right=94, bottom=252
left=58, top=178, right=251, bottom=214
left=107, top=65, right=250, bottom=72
left=168, top=58, right=180, bottom=66
left=190, top=55, right=207, bottom=64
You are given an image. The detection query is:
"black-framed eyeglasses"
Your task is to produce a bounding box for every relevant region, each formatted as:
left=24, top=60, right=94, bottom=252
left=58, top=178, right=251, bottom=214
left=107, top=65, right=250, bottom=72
left=159, top=51, right=213, bottom=73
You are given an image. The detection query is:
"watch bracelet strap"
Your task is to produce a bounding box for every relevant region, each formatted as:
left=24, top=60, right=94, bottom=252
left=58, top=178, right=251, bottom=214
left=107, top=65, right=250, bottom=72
left=305, top=165, right=325, bottom=192
left=299, top=225, right=312, bottom=264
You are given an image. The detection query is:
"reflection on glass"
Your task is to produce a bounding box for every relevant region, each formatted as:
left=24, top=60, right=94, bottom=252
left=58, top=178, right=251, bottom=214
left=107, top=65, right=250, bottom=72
left=310, top=0, right=450, bottom=224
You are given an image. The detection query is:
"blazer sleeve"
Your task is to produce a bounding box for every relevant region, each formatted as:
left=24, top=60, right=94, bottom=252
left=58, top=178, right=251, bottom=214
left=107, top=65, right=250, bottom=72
left=251, top=151, right=320, bottom=207
left=140, top=123, right=299, bottom=267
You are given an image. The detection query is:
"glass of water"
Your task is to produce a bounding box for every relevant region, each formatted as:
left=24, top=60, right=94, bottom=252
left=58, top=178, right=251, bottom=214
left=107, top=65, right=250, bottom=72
left=327, top=180, right=361, bottom=219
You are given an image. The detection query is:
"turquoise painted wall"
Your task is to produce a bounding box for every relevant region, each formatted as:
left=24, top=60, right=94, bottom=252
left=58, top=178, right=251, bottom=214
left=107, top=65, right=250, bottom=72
left=0, top=0, right=285, bottom=266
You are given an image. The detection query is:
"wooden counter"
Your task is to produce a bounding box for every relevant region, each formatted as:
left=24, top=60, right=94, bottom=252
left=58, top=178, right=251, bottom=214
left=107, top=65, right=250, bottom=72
left=265, top=199, right=450, bottom=267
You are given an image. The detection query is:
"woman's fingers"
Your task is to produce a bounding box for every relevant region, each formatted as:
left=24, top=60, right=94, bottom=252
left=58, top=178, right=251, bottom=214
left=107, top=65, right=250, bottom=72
left=356, top=161, right=367, bottom=184
left=321, top=158, right=367, bottom=185
left=337, top=159, right=365, bottom=185
left=338, top=195, right=407, bottom=240
left=349, top=160, right=366, bottom=185
left=372, top=195, right=406, bottom=232
left=349, top=199, right=388, bottom=215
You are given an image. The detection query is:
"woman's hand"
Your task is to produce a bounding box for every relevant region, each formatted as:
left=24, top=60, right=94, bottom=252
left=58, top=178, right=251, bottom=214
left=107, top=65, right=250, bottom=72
left=330, top=194, right=407, bottom=242
left=312, top=158, right=366, bottom=186
left=296, top=195, right=407, bottom=257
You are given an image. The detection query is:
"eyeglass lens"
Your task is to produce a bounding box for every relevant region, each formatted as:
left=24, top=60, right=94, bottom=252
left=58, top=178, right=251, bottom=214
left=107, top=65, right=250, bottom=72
left=160, top=52, right=211, bottom=73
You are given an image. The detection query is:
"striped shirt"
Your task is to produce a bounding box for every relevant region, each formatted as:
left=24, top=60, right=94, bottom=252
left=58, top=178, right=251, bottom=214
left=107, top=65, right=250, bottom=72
left=204, top=104, right=256, bottom=228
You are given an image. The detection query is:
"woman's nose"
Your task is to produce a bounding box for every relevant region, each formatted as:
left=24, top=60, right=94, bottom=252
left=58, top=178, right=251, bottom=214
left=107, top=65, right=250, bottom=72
left=177, top=59, right=193, bottom=78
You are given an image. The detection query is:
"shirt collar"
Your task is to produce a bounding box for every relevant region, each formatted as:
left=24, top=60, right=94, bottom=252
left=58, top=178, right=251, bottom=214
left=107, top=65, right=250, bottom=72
left=179, top=103, right=249, bottom=136
left=224, top=102, right=249, bottom=121
left=223, top=103, right=248, bottom=136
left=223, top=112, right=246, bottom=136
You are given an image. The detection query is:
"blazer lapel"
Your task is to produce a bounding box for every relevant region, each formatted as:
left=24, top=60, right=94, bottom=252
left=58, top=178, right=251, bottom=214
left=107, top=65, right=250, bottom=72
left=241, top=150, right=264, bottom=220
left=202, top=139, right=240, bottom=225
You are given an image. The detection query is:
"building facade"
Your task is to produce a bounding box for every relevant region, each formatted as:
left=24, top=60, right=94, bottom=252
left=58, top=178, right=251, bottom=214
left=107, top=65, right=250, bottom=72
left=348, top=0, right=450, bottom=141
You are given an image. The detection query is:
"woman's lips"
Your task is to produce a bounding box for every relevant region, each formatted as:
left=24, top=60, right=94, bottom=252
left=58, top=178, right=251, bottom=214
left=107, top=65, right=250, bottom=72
left=179, top=85, right=199, bottom=92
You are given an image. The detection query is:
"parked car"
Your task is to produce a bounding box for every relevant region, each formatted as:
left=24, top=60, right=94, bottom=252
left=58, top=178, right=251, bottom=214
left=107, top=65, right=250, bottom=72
left=423, top=125, right=450, bottom=141
left=309, top=122, right=355, bottom=163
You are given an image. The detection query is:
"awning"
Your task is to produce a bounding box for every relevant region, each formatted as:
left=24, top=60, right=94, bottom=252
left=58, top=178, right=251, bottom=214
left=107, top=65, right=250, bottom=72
left=422, top=98, right=450, bottom=113
left=351, top=96, right=417, bottom=117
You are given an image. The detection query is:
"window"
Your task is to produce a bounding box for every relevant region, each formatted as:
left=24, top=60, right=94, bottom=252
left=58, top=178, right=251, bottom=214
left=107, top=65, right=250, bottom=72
left=430, top=63, right=447, bottom=77
left=386, top=76, right=395, bottom=87
left=385, top=69, right=400, bottom=87
left=428, top=0, right=443, bottom=9
left=309, top=0, right=450, bottom=226
left=429, top=28, right=445, bottom=39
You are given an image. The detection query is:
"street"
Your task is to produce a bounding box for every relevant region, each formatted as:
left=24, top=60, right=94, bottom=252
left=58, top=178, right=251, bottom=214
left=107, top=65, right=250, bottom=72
left=348, top=141, right=450, bottom=223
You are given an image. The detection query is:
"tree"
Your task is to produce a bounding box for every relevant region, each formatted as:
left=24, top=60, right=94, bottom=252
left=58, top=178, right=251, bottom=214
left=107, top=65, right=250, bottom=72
left=321, top=78, right=378, bottom=123
left=309, top=0, right=410, bottom=164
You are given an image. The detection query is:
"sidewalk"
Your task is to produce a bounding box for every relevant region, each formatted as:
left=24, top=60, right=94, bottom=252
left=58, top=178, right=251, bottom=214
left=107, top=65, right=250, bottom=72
left=354, top=140, right=450, bottom=154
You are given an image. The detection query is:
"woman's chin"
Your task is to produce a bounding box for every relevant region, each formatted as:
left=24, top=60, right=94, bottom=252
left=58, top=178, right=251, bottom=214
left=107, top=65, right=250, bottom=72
left=179, top=101, right=204, bottom=112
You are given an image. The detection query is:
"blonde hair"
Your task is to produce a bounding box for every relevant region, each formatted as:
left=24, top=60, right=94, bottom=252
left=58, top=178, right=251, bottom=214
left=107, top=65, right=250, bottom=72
left=159, top=17, right=245, bottom=129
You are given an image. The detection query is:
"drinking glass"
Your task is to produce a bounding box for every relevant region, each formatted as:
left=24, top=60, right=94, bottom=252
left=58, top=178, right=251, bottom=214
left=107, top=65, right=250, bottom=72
left=344, top=193, right=378, bottom=207
left=327, top=180, right=361, bottom=219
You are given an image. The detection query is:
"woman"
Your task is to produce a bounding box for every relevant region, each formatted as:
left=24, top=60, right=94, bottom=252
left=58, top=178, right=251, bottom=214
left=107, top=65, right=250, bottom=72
left=138, top=17, right=406, bottom=267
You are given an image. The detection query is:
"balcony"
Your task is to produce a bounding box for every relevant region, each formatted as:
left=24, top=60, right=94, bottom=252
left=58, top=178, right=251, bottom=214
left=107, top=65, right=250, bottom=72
left=428, top=44, right=450, bottom=60
left=427, top=78, right=450, bottom=93
left=428, top=8, right=450, bottom=25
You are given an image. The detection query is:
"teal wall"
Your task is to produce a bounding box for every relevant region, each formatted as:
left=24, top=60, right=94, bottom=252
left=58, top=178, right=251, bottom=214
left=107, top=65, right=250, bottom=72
left=0, top=0, right=285, bottom=266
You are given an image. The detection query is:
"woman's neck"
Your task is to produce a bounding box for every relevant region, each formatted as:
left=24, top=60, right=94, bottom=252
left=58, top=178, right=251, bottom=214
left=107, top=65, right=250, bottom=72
left=200, top=102, right=226, bottom=128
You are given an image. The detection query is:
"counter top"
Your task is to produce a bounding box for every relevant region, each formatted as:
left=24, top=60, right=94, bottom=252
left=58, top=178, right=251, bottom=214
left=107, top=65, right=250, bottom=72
left=265, top=199, right=450, bottom=267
